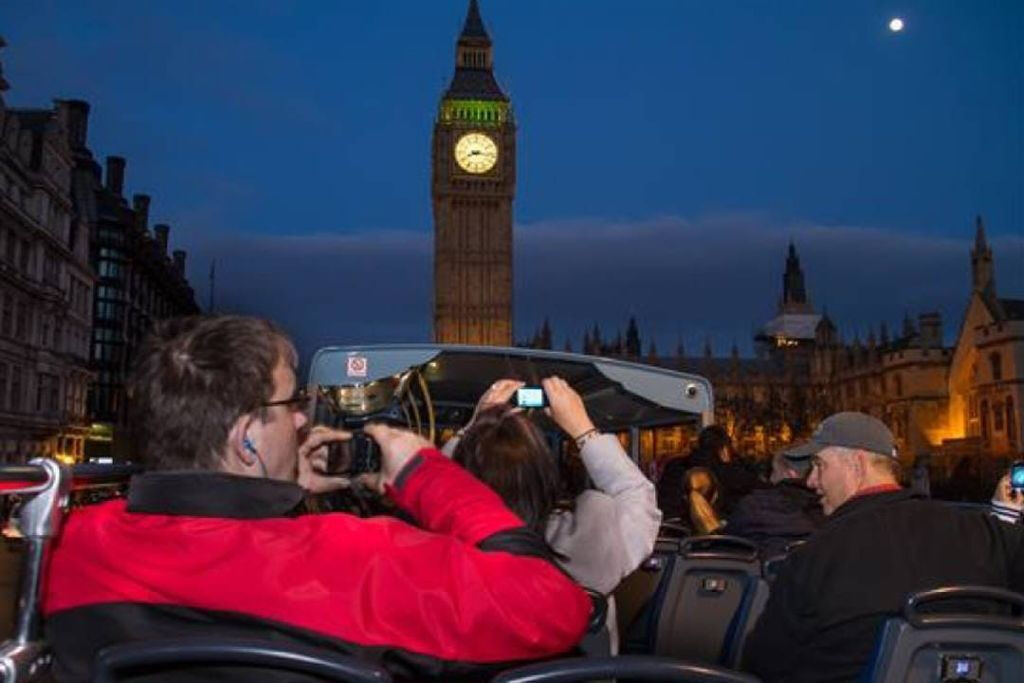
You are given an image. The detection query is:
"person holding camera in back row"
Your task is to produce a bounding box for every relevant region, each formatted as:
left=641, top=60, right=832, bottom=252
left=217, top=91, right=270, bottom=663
left=442, top=376, right=662, bottom=653
left=41, top=315, right=591, bottom=682
left=743, top=411, right=1024, bottom=683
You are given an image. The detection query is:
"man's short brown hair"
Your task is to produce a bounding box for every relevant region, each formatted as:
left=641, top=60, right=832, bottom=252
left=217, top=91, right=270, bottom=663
left=127, top=315, right=295, bottom=471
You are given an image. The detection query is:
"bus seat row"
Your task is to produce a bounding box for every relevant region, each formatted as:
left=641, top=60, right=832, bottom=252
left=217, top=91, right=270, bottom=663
left=1, top=460, right=1022, bottom=682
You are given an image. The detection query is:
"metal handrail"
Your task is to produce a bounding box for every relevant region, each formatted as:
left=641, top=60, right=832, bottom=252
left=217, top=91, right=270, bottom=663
left=0, top=458, right=136, bottom=682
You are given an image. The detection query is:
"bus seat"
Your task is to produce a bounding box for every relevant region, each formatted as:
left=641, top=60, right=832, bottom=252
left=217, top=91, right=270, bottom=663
left=618, top=537, right=680, bottom=653
left=93, top=637, right=392, bottom=682
left=492, top=654, right=762, bottom=682
left=863, top=586, right=1024, bottom=683
left=650, top=535, right=767, bottom=666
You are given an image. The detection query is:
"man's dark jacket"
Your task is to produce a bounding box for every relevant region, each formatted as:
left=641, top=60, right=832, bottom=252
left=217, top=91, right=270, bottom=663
left=743, top=488, right=1024, bottom=682
left=726, top=480, right=825, bottom=558
left=42, top=449, right=590, bottom=682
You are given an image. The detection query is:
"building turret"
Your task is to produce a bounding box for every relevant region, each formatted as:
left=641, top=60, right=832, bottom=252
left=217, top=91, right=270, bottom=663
left=780, top=241, right=813, bottom=314
left=625, top=316, right=641, bottom=357
left=971, top=215, right=995, bottom=294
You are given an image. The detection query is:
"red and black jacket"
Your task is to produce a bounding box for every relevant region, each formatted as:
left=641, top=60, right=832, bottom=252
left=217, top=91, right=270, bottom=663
left=42, top=448, right=591, bottom=681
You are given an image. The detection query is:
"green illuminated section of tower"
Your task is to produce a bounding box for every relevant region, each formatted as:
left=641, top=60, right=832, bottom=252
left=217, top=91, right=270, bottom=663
left=439, top=99, right=512, bottom=126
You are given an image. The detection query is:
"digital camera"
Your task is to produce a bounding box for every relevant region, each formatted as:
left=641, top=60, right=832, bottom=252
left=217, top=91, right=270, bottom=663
left=1010, top=460, right=1024, bottom=492
left=308, top=382, right=405, bottom=476
left=515, top=386, right=547, bottom=409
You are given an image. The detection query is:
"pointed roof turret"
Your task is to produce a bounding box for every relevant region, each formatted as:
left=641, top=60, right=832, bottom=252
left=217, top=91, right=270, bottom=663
left=779, top=241, right=813, bottom=314
left=443, top=0, right=508, bottom=102
left=460, top=0, right=490, bottom=41
left=974, top=215, right=988, bottom=251
left=971, top=214, right=996, bottom=294
left=647, top=339, right=658, bottom=363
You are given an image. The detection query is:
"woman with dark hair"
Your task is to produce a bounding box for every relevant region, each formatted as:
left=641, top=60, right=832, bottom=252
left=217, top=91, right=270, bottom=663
left=450, top=402, right=561, bottom=534
left=445, top=377, right=662, bottom=651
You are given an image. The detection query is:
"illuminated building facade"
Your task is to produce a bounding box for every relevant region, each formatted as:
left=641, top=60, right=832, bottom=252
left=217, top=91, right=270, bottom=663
left=0, top=49, right=94, bottom=463
left=537, top=222, right=1022, bottom=471
left=432, top=0, right=516, bottom=346
left=946, top=218, right=1023, bottom=459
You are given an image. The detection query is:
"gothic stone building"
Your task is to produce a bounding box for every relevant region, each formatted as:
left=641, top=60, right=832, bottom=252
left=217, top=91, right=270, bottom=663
left=432, top=0, right=516, bottom=346
left=0, top=43, right=94, bottom=463
left=530, top=219, right=1022, bottom=475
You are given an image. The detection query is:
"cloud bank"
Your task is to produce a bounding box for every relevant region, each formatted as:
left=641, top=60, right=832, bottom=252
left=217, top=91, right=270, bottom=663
left=180, top=215, right=1024, bottom=361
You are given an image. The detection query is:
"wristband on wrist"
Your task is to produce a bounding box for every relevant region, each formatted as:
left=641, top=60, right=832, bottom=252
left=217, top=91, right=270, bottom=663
left=573, top=427, right=599, bottom=449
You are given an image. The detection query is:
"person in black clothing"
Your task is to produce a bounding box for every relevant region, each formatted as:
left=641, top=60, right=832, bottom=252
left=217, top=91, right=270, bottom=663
left=743, top=412, right=1024, bottom=683
left=726, top=446, right=824, bottom=558
left=684, top=425, right=762, bottom=516
left=656, top=456, right=689, bottom=523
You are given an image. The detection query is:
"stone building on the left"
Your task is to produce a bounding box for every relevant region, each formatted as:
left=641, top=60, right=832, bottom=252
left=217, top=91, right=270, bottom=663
left=0, top=39, right=94, bottom=463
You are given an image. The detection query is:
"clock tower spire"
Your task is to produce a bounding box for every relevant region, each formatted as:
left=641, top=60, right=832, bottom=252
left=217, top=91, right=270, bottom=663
left=432, top=0, right=516, bottom=346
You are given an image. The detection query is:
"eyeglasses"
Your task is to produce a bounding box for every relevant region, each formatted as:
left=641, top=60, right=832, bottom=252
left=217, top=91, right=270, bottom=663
left=261, top=386, right=311, bottom=412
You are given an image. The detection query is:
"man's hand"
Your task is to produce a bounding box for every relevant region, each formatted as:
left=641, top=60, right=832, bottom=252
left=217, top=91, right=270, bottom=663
left=297, top=425, right=353, bottom=494
left=364, top=423, right=435, bottom=487
left=542, top=376, right=595, bottom=440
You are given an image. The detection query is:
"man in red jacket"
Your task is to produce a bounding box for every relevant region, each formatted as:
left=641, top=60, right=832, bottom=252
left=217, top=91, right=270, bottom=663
left=42, top=315, right=590, bottom=682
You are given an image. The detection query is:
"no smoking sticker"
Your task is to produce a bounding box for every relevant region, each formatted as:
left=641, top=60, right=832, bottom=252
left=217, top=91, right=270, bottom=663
left=347, top=355, right=368, bottom=378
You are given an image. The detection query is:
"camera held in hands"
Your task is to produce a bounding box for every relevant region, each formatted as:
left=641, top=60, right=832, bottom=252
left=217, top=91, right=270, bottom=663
left=1010, top=460, right=1024, bottom=492
left=308, top=380, right=406, bottom=476
left=327, top=433, right=381, bottom=476
left=515, top=386, right=547, bottom=409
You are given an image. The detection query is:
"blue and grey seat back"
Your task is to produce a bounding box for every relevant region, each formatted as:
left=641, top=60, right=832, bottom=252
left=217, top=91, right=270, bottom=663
left=651, top=535, right=768, bottom=667
left=864, top=586, right=1024, bottom=683
left=619, top=537, right=681, bottom=654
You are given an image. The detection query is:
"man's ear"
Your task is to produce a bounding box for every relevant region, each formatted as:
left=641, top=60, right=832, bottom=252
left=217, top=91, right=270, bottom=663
left=851, top=451, right=869, bottom=481
left=228, top=414, right=257, bottom=467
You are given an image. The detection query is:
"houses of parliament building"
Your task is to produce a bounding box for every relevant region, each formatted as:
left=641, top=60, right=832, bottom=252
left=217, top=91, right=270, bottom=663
left=528, top=219, right=1023, bottom=476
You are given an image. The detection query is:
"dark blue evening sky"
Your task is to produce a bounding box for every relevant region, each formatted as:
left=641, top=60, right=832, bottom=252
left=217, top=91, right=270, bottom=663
left=2, top=1, right=1022, bottom=354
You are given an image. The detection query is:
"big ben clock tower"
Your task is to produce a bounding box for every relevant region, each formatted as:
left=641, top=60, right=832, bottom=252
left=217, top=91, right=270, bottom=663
left=432, top=0, right=515, bottom=346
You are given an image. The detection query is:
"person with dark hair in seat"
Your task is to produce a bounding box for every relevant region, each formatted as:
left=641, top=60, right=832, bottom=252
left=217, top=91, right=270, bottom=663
left=726, top=447, right=825, bottom=559
left=743, top=412, right=1024, bottom=683
left=41, top=315, right=590, bottom=682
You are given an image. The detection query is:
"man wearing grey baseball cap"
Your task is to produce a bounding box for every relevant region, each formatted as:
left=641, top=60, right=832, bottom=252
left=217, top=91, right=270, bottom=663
left=790, top=411, right=901, bottom=515
left=743, top=412, right=1024, bottom=683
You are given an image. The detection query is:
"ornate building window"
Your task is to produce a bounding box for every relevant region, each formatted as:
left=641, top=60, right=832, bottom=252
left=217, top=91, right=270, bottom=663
left=980, top=399, right=990, bottom=440
left=10, top=367, right=21, bottom=413
left=993, top=399, right=1004, bottom=432
left=990, top=352, right=1003, bottom=382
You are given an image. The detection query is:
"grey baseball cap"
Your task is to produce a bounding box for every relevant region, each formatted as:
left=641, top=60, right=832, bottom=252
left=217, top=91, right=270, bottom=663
left=785, top=412, right=898, bottom=460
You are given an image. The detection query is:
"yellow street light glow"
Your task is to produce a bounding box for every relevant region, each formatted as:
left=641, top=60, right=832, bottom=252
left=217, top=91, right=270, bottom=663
left=889, top=17, right=904, bottom=32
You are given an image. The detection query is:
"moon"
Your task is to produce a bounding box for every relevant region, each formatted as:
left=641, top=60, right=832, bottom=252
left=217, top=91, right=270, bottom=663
left=889, top=17, right=904, bottom=32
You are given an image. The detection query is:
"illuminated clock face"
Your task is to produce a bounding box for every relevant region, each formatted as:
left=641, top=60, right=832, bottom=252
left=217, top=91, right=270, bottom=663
left=454, top=132, right=498, bottom=174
